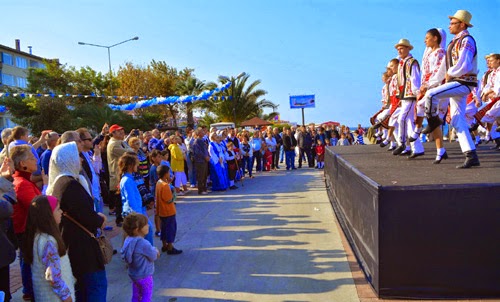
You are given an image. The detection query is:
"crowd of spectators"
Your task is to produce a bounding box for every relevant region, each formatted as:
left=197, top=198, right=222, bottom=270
left=0, top=121, right=365, bottom=301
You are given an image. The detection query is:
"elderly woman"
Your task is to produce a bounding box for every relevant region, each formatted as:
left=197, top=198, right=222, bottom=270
left=10, top=145, right=43, bottom=300
left=46, top=142, right=108, bottom=302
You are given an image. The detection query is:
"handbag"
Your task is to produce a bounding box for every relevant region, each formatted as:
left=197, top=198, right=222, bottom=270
left=63, top=213, right=114, bottom=265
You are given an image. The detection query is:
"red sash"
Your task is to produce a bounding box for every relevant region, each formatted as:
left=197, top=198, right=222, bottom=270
left=474, top=97, right=500, bottom=126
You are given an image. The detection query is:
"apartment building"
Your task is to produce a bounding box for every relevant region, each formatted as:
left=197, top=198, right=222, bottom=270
left=0, top=39, right=49, bottom=89
left=0, top=39, right=56, bottom=128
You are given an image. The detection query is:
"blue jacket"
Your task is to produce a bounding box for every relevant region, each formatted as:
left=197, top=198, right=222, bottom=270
left=120, top=173, right=145, bottom=215
left=120, top=236, right=158, bottom=281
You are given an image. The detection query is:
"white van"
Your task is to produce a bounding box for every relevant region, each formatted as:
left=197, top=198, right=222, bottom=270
left=210, top=122, right=235, bottom=130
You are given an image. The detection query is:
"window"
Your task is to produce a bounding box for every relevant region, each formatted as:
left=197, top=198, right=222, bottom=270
left=30, top=60, right=45, bottom=69
left=1, top=53, right=13, bottom=65
left=1, top=73, right=15, bottom=86
left=16, top=57, right=28, bottom=69
left=17, top=77, right=27, bottom=88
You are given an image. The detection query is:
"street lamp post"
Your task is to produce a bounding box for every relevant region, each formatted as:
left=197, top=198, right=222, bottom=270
left=78, top=36, right=139, bottom=96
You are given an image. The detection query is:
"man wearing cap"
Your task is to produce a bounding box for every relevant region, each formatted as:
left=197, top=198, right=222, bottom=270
left=107, top=124, right=133, bottom=225
left=392, top=38, right=425, bottom=158
left=421, top=9, right=479, bottom=168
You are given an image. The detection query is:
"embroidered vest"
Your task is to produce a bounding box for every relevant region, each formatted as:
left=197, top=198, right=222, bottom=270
left=446, top=34, right=477, bottom=86
left=482, top=70, right=493, bottom=90
left=398, top=57, right=419, bottom=99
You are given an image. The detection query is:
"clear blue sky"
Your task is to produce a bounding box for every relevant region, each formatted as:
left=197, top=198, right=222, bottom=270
left=2, top=0, right=499, bottom=127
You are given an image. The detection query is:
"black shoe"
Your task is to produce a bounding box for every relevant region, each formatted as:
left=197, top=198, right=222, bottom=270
left=167, top=248, right=183, bottom=255
left=399, top=150, right=410, bottom=156
left=379, top=140, right=389, bottom=148
left=408, top=132, right=420, bottom=143
left=470, top=123, right=479, bottom=132
left=392, top=144, right=406, bottom=155
left=433, top=151, right=448, bottom=164
left=230, top=185, right=238, bottom=190
left=456, top=150, right=480, bottom=169
left=407, top=152, right=425, bottom=159
left=490, top=138, right=500, bottom=150
left=373, top=122, right=383, bottom=129
left=422, top=116, right=443, bottom=134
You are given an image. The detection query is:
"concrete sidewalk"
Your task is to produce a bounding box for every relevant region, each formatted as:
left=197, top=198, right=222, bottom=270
left=12, top=168, right=360, bottom=302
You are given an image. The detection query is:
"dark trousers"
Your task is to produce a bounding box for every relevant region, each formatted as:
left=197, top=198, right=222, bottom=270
left=299, top=148, right=313, bottom=167
left=0, top=265, right=11, bottom=301
left=110, top=190, right=123, bottom=224
left=285, top=150, right=295, bottom=169
left=310, top=147, right=316, bottom=167
left=16, top=233, right=32, bottom=297
left=242, top=156, right=252, bottom=176
left=195, top=161, right=208, bottom=193
left=273, top=149, right=280, bottom=168
left=252, top=151, right=262, bottom=172
left=75, top=269, right=107, bottom=302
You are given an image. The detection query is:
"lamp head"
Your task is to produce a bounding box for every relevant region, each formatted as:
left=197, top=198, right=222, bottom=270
left=133, top=36, right=139, bottom=40
left=78, top=42, right=85, bottom=45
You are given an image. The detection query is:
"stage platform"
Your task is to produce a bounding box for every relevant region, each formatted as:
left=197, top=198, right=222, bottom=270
left=324, top=142, right=500, bottom=299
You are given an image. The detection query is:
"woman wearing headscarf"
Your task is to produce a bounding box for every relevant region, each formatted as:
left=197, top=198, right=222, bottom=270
left=46, top=142, right=108, bottom=302
left=409, top=28, right=448, bottom=163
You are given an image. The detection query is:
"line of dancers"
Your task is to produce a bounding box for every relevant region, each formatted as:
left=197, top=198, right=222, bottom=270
left=370, top=9, right=499, bottom=168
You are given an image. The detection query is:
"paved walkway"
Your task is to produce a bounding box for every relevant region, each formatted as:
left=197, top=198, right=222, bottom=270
left=12, top=167, right=359, bottom=301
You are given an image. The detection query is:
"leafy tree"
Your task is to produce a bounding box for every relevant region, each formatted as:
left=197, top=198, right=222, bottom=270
left=116, top=60, right=183, bottom=127
left=198, top=74, right=278, bottom=126
left=176, top=76, right=206, bottom=128
left=0, top=95, right=73, bottom=134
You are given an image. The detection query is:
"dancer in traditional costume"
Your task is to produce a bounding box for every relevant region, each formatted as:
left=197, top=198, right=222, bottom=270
left=372, top=72, right=391, bottom=143
left=379, top=59, right=401, bottom=151
left=410, top=28, right=449, bottom=163
left=479, top=53, right=500, bottom=148
left=392, top=39, right=425, bottom=158
left=420, top=10, right=479, bottom=168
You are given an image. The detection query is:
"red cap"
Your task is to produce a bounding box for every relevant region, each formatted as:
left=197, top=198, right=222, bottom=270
left=109, top=124, right=124, bottom=133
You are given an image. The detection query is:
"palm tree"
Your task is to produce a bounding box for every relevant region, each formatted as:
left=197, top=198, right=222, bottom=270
left=199, top=74, right=277, bottom=126
left=176, top=76, right=206, bottom=128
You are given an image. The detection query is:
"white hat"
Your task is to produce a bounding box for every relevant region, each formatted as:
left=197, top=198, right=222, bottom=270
left=394, top=38, right=414, bottom=50
left=449, top=10, right=473, bottom=27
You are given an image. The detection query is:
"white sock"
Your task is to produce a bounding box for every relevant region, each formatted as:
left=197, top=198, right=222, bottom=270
left=437, top=148, right=445, bottom=156
left=415, top=127, right=422, bottom=133
left=230, top=180, right=234, bottom=186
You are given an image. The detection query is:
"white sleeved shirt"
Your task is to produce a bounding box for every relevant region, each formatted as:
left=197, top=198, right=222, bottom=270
left=421, top=47, right=446, bottom=89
